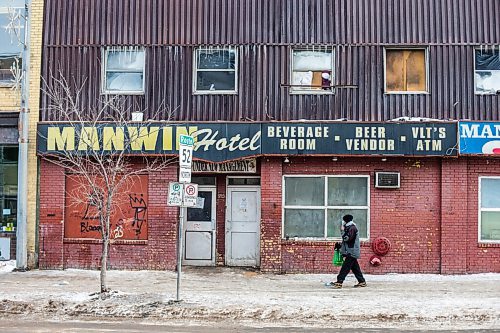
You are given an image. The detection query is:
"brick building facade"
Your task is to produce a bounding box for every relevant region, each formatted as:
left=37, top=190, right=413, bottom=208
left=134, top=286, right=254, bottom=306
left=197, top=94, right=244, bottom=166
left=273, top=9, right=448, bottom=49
left=36, top=1, right=500, bottom=274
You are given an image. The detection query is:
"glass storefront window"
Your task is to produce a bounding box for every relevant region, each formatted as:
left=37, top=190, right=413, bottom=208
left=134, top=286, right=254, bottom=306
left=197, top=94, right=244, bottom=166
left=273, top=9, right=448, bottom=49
left=479, top=177, right=500, bottom=242
left=283, top=175, right=369, bottom=240
left=0, top=146, right=18, bottom=233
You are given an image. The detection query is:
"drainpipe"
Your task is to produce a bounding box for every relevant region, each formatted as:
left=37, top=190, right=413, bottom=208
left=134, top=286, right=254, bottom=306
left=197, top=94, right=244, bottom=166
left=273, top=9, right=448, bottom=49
left=16, top=0, right=31, bottom=270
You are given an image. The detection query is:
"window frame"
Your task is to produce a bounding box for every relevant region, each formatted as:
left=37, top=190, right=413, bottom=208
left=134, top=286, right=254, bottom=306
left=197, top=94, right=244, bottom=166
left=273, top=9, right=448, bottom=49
left=0, top=3, right=25, bottom=87
left=289, top=47, right=335, bottom=95
left=383, top=47, right=429, bottom=95
left=192, top=46, right=238, bottom=95
left=281, top=174, right=370, bottom=240
left=478, top=176, right=500, bottom=244
left=474, top=47, right=500, bottom=95
left=101, top=46, right=146, bottom=95
left=0, top=56, right=21, bottom=87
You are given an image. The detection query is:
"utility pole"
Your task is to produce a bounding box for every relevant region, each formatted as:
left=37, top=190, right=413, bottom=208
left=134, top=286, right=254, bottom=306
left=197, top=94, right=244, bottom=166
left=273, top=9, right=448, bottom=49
left=16, top=0, right=31, bottom=270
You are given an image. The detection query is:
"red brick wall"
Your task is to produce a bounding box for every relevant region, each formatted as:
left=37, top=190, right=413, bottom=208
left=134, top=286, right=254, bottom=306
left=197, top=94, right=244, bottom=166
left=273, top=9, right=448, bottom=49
left=274, top=156, right=442, bottom=274
left=441, top=158, right=468, bottom=274
left=39, top=160, right=65, bottom=269
left=465, top=158, right=500, bottom=273
left=39, top=160, right=179, bottom=270
left=260, top=158, right=283, bottom=272
left=39, top=156, right=500, bottom=274
left=215, top=175, right=226, bottom=265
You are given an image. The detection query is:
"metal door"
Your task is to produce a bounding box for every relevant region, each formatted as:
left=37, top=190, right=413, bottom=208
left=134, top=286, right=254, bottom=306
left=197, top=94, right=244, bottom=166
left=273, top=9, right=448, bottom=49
left=183, top=187, right=216, bottom=266
left=225, top=187, right=261, bottom=266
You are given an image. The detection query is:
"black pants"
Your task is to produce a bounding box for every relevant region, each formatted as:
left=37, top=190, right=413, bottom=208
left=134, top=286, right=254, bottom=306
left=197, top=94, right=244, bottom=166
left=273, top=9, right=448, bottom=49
left=336, top=255, right=365, bottom=283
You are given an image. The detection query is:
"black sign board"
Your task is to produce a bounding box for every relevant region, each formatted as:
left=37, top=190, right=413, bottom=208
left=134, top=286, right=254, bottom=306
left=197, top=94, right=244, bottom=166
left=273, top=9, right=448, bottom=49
left=37, top=122, right=458, bottom=162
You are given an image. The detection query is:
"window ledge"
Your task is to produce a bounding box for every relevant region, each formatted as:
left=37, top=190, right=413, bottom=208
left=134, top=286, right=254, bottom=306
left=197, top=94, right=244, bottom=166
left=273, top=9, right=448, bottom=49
left=384, top=91, right=430, bottom=95
left=474, top=93, right=500, bottom=96
left=281, top=238, right=371, bottom=246
left=289, top=91, right=334, bottom=95
left=101, top=91, right=145, bottom=96
left=0, top=82, right=16, bottom=88
left=478, top=242, right=500, bottom=248
left=64, top=238, right=147, bottom=245
left=193, top=91, right=238, bottom=95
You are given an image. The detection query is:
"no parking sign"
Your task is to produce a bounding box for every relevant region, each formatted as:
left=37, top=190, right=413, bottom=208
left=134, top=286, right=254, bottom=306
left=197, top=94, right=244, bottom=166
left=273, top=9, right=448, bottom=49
left=183, top=183, right=198, bottom=207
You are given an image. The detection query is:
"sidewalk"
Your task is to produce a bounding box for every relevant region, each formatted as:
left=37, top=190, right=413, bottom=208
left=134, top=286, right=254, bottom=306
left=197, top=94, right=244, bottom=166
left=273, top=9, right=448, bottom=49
left=1, top=260, right=499, bottom=329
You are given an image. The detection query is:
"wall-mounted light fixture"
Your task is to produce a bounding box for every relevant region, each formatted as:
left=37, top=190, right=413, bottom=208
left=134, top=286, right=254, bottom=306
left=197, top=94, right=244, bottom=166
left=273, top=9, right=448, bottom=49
left=284, top=157, right=290, bottom=163
left=332, top=157, right=338, bottom=162
left=381, top=158, right=387, bottom=162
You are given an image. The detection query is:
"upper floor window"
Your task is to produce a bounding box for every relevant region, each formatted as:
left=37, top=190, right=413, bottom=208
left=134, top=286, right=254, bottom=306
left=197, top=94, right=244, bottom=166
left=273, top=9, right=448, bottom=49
left=0, top=1, right=24, bottom=86
left=193, top=47, right=237, bottom=94
left=475, top=48, right=500, bottom=94
left=385, top=48, right=428, bottom=94
left=290, top=48, right=334, bottom=94
left=479, top=177, right=500, bottom=243
left=102, top=47, right=145, bottom=95
left=283, top=175, right=369, bottom=240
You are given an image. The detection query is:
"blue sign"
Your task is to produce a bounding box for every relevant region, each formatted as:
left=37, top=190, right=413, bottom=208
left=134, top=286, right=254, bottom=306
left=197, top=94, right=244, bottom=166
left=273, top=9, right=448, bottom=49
left=459, top=122, right=500, bottom=155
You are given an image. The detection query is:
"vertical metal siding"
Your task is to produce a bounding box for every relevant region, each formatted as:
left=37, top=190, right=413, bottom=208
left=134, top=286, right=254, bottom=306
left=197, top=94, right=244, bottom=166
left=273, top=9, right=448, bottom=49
left=41, top=0, right=500, bottom=122
left=44, top=0, right=500, bottom=45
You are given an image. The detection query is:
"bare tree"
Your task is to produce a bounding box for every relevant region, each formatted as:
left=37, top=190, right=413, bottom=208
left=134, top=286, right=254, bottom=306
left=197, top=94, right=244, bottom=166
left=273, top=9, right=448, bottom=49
left=41, top=71, right=177, bottom=293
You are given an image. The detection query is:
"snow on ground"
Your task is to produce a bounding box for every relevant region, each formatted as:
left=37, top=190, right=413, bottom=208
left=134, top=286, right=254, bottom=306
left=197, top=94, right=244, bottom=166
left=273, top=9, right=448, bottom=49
left=0, top=260, right=15, bottom=273
left=0, top=267, right=499, bottom=329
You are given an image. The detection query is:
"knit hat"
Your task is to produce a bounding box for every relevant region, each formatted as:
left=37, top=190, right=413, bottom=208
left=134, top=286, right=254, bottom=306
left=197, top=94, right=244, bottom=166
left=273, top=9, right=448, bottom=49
left=342, top=214, right=353, bottom=222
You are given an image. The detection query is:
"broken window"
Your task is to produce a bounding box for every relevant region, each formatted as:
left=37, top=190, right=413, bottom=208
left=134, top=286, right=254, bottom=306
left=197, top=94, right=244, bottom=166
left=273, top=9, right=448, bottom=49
left=475, top=48, right=500, bottom=94
left=479, top=177, right=500, bottom=241
left=103, top=47, right=145, bottom=94
left=291, top=49, right=333, bottom=93
left=385, top=49, right=427, bottom=93
left=194, top=47, right=237, bottom=94
left=0, top=2, right=24, bottom=85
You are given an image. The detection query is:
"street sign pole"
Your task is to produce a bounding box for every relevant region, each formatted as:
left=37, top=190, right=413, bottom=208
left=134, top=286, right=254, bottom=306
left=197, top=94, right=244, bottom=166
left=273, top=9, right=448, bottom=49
left=176, top=184, right=185, bottom=302
left=175, top=134, right=194, bottom=302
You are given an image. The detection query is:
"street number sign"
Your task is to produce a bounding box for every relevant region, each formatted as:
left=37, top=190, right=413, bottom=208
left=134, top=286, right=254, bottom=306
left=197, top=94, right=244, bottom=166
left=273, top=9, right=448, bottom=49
left=179, top=135, right=194, bottom=169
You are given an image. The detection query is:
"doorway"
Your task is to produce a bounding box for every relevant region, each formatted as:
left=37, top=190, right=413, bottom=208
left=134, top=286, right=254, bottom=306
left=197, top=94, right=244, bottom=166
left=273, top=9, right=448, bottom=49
left=183, top=186, right=216, bottom=266
left=225, top=177, right=261, bottom=267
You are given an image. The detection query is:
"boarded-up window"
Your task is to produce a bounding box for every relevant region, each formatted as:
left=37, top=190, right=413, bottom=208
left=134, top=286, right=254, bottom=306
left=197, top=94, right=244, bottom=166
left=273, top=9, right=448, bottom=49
left=291, top=49, right=333, bottom=93
left=385, top=49, right=427, bottom=92
left=475, top=48, right=500, bottom=94
left=65, top=175, right=148, bottom=240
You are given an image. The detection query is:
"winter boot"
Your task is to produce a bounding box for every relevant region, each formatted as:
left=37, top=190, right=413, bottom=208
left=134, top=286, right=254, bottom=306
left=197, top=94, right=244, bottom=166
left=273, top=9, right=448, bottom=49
left=331, top=282, right=343, bottom=289
left=353, top=281, right=367, bottom=288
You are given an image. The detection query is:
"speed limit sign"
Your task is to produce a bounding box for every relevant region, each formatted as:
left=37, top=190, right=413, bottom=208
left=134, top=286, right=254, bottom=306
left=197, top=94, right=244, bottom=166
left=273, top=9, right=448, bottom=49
left=179, top=135, right=194, bottom=169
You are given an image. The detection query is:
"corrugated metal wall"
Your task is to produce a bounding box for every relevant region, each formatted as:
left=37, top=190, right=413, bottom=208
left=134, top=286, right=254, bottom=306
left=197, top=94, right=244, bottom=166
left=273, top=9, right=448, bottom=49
left=41, top=0, right=500, bottom=121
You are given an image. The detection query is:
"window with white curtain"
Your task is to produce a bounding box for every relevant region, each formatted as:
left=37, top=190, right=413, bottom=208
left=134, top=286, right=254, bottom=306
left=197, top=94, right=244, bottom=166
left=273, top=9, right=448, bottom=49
left=290, top=49, right=334, bottom=93
left=102, top=47, right=145, bottom=94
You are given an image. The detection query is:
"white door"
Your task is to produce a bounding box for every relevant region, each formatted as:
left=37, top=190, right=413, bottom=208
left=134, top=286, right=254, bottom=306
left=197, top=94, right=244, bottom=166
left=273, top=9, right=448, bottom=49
left=183, top=187, right=216, bottom=266
left=225, top=187, right=261, bottom=266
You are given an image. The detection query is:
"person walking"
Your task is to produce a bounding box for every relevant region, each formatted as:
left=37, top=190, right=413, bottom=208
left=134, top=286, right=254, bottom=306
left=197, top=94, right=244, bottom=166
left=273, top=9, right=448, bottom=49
left=331, top=214, right=366, bottom=289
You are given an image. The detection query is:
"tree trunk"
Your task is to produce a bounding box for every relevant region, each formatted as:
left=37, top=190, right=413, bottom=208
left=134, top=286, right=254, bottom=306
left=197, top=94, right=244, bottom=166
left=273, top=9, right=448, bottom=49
left=100, top=237, right=109, bottom=293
